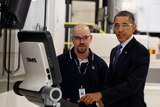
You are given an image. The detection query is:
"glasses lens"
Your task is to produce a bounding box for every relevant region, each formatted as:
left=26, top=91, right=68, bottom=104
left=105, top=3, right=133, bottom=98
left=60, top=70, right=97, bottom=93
left=122, top=23, right=129, bottom=28
left=82, top=36, right=89, bottom=40
left=74, top=36, right=81, bottom=40
left=114, top=23, right=120, bottom=28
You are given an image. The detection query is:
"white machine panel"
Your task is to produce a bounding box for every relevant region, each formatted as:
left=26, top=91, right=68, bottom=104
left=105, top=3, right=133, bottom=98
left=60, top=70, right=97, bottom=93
left=19, top=42, right=53, bottom=91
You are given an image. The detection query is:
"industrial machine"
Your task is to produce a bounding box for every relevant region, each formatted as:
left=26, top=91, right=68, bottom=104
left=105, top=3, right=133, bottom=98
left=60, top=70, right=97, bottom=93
left=13, top=31, right=79, bottom=107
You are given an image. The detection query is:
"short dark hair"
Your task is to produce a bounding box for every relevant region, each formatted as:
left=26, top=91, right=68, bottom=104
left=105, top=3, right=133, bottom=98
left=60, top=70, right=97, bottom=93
left=114, top=10, right=135, bottom=24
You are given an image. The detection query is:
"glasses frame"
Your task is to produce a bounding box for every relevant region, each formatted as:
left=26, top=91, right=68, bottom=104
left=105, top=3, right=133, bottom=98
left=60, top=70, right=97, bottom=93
left=113, top=23, right=134, bottom=29
left=73, top=35, right=90, bottom=41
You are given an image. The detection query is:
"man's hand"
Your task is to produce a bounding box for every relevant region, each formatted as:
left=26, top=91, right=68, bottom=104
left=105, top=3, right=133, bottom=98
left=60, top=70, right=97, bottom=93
left=77, top=92, right=102, bottom=105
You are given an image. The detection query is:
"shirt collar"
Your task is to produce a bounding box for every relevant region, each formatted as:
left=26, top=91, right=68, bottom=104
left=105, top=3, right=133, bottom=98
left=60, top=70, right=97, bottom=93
left=70, top=47, right=94, bottom=61
left=121, top=35, right=134, bottom=48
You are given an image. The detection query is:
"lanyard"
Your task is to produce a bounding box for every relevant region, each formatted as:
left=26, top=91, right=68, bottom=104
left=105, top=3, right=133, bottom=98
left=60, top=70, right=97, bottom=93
left=74, top=59, right=89, bottom=75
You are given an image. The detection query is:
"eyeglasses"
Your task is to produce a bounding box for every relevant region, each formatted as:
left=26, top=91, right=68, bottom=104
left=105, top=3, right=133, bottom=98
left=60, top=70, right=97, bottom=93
left=73, top=36, right=90, bottom=41
left=114, top=23, right=133, bottom=29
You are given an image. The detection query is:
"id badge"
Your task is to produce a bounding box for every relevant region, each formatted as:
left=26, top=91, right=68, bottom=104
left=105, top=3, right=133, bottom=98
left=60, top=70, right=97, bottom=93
left=79, top=88, right=86, bottom=98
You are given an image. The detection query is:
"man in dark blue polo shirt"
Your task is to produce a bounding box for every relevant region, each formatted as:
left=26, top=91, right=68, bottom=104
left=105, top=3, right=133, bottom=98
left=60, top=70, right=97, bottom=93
left=58, top=24, right=109, bottom=107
